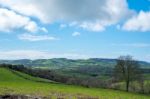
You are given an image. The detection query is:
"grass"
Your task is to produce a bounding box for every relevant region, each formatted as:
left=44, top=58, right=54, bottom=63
left=111, top=81, right=150, bottom=93
left=0, top=67, right=149, bottom=99
left=11, top=70, right=54, bottom=83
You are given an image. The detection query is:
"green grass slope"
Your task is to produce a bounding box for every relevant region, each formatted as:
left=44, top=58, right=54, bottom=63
left=0, top=67, right=149, bottom=99
left=0, top=68, right=52, bottom=83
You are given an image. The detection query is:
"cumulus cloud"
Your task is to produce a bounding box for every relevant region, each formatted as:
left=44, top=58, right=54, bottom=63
left=24, top=21, right=38, bottom=32
left=0, top=50, right=89, bottom=59
left=0, top=8, right=39, bottom=32
left=0, top=0, right=132, bottom=32
left=72, top=32, right=80, bottom=37
left=122, top=11, right=150, bottom=32
left=18, top=33, right=58, bottom=41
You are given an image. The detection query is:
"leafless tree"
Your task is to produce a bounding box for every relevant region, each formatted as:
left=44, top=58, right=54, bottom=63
left=114, top=55, right=141, bottom=92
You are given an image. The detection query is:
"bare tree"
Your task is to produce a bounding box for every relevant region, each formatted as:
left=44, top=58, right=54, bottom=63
left=114, top=55, right=141, bottom=92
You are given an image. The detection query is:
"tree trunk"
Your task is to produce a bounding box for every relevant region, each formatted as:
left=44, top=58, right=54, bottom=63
left=126, top=80, right=129, bottom=92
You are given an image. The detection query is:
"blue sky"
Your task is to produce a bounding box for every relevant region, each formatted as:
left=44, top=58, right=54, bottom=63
left=0, top=0, right=150, bottom=61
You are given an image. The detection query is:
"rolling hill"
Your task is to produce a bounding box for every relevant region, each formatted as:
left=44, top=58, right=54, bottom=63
left=0, top=58, right=150, bottom=69
left=0, top=67, right=149, bottom=99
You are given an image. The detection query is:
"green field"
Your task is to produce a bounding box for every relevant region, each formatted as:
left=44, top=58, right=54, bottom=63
left=0, top=67, right=149, bottom=99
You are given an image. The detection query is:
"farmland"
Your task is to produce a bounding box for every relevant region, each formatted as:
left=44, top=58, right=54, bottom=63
left=0, top=67, right=149, bottom=99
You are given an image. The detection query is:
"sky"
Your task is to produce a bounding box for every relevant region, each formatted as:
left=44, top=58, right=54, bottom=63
left=0, top=0, right=150, bottom=61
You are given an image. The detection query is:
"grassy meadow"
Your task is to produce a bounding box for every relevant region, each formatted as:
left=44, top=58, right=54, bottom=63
left=0, top=67, right=149, bottom=99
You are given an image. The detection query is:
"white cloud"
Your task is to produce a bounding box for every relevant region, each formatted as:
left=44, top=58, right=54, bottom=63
left=0, top=50, right=89, bottom=59
left=122, top=11, right=150, bottom=32
left=0, top=8, right=39, bottom=32
left=24, top=21, right=38, bottom=32
left=0, top=0, right=133, bottom=32
left=79, top=22, right=105, bottom=32
left=18, top=33, right=58, bottom=41
left=0, top=0, right=44, bottom=22
left=72, top=32, right=80, bottom=37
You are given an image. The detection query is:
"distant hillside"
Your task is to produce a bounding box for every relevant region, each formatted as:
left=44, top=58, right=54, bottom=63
left=0, top=58, right=150, bottom=69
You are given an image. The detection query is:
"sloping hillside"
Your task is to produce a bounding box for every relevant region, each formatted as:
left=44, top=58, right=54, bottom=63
left=0, top=67, right=149, bottom=99
left=0, top=67, right=53, bottom=83
left=0, top=68, right=26, bottom=82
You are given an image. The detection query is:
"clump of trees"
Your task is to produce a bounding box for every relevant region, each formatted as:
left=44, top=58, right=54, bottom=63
left=114, top=56, right=142, bottom=92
